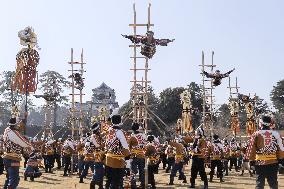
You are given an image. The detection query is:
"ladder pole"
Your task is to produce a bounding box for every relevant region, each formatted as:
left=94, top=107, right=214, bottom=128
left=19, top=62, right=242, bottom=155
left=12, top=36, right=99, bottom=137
left=210, top=51, right=214, bottom=138
left=79, top=48, right=84, bottom=136
left=202, top=51, right=206, bottom=121
left=133, top=3, right=137, bottom=123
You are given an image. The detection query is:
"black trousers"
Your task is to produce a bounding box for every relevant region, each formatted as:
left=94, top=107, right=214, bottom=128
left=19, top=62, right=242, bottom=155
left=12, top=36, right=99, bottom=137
left=170, top=161, right=186, bottom=181
left=166, top=157, right=175, bottom=172
left=105, top=166, right=124, bottom=189
left=190, top=156, right=208, bottom=185
left=0, top=156, right=4, bottom=174
left=223, top=159, right=229, bottom=175
left=229, top=157, right=238, bottom=171
left=255, top=163, right=278, bottom=189
left=210, top=160, right=223, bottom=179
left=148, top=164, right=156, bottom=188
left=160, top=153, right=167, bottom=169
left=54, top=154, right=61, bottom=169
left=45, top=155, right=54, bottom=172
left=63, top=156, right=71, bottom=175
left=23, top=156, right=29, bottom=168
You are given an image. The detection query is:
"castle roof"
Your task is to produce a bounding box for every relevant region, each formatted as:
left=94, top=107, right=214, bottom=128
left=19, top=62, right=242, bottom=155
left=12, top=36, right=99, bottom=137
left=93, top=82, right=112, bottom=91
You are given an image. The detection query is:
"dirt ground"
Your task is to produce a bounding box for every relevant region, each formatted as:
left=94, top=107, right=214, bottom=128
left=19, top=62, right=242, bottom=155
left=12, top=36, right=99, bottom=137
left=1, top=163, right=284, bottom=189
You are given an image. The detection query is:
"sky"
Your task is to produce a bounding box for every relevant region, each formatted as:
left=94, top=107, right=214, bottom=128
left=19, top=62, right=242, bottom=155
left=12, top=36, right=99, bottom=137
left=0, top=0, right=283, bottom=108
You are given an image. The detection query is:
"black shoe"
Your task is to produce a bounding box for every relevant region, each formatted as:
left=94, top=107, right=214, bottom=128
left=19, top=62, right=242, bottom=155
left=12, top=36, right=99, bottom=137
left=182, top=179, right=187, bottom=183
left=63, top=174, right=68, bottom=176
left=30, top=176, right=34, bottom=181
left=24, top=175, right=27, bottom=181
left=79, top=178, right=84, bottom=183
left=220, top=178, right=225, bottom=183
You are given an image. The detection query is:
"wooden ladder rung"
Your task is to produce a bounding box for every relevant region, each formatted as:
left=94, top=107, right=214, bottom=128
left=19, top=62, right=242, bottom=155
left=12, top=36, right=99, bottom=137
left=198, top=65, right=216, bottom=67
left=131, top=92, right=148, bottom=95
left=130, top=69, right=151, bottom=71
left=130, top=81, right=151, bottom=83
left=130, top=57, right=146, bottom=59
left=68, top=62, right=87, bottom=64
left=129, top=45, right=141, bottom=47
left=129, top=24, right=154, bottom=27
left=68, top=70, right=86, bottom=72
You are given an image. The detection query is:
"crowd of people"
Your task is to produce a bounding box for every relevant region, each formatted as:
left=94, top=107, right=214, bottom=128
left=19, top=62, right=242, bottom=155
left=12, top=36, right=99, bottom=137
left=0, top=114, right=284, bottom=189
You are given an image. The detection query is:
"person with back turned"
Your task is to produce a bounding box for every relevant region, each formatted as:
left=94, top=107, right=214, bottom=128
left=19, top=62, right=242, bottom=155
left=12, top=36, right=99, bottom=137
left=3, top=117, right=33, bottom=189
left=244, top=114, right=284, bottom=189
left=189, top=126, right=208, bottom=189
left=104, top=114, right=131, bottom=189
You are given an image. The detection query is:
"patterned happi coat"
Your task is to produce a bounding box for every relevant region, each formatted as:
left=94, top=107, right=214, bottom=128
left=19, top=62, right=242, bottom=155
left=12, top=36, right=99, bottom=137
left=130, top=132, right=147, bottom=158
left=105, top=126, right=130, bottom=168
left=244, top=130, right=284, bottom=165
left=208, top=141, right=224, bottom=160
left=3, top=127, right=32, bottom=161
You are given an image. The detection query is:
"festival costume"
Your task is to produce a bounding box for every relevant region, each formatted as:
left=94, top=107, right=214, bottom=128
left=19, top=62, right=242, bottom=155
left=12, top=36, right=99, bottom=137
left=54, top=141, right=62, bottom=169
left=122, top=31, right=174, bottom=59
left=208, top=136, right=224, bottom=183
left=44, top=142, right=55, bottom=173
left=239, top=144, right=253, bottom=177
left=160, top=143, right=168, bottom=169
left=77, top=142, right=85, bottom=176
left=105, top=115, right=131, bottom=189
left=245, top=116, right=284, bottom=189
left=190, top=128, right=208, bottom=189
left=79, top=142, right=95, bottom=183
left=203, top=69, right=235, bottom=86
left=145, top=139, right=159, bottom=189
left=229, top=138, right=239, bottom=172
left=168, top=140, right=187, bottom=185
left=24, top=152, right=42, bottom=181
left=222, top=141, right=230, bottom=176
left=90, top=132, right=105, bottom=189
left=129, top=130, right=146, bottom=189
left=165, top=145, right=175, bottom=173
left=62, top=140, right=74, bottom=176
left=3, top=119, right=33, bottom=189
